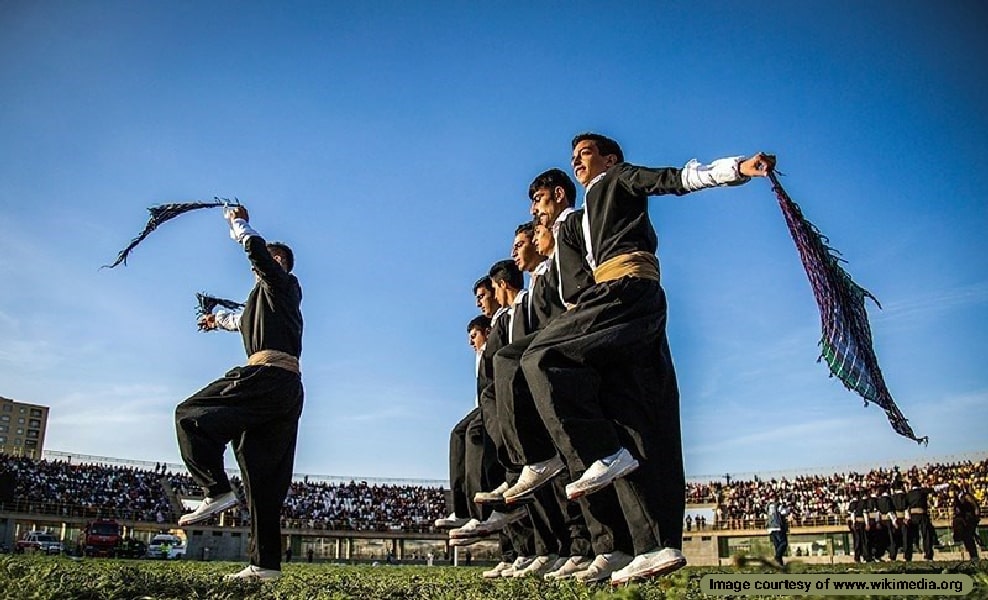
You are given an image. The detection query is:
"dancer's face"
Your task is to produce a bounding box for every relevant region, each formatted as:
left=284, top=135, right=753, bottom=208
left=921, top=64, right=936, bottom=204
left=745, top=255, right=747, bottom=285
left=531, top=186, right=566, bottom=226
left=511, top=232, right=543, bottom=272
left=468, top=326, right=489, bottom=352
left=572, top=139, right=618, bottom=186
left=534, top=223, right=554, bottom=257
left=474, top=284, right=498, bottom=317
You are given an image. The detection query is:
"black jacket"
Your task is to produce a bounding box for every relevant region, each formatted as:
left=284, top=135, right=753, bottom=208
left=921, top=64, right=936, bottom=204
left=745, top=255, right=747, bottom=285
left=240, top=236, right=303, bottom=358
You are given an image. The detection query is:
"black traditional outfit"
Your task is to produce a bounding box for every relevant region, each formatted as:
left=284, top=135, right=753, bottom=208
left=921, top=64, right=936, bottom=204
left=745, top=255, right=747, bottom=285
left=521, top=158, right=747, bottom=554
left=175, top=219, right=303, bottom=572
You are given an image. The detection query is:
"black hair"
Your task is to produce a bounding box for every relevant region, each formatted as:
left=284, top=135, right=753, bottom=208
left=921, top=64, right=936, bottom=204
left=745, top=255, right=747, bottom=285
left=514, top=221, right=535, bottom=239
left=528, top=168, right=576, bottom=205
left=488, top=259, right=523, bottom=290
left=473, top=276, right=493, bottom=294
left=267, top=242, right=294, bottom=272
left=572, top=132, right=624, bottom=163
left=467, top=315, right=491, bottom=333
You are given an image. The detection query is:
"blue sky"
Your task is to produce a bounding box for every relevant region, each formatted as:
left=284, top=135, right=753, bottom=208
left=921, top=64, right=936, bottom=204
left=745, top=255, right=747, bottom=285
left=1, top=1, right=986, bottom=482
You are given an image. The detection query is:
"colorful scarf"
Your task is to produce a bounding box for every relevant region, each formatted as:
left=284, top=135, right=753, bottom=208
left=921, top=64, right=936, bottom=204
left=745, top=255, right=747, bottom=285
left=104, top=198, right=239, bottom=268
left=770, top=172, right=926, bottom=444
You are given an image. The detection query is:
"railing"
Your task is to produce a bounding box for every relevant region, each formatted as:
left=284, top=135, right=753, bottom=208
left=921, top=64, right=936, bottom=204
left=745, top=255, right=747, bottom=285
left=0, top=499, right=172, bottom=523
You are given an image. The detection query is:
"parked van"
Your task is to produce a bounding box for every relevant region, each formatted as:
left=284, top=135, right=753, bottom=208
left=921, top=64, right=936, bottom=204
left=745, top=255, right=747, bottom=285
left=147, top=534, right=186, bottom=560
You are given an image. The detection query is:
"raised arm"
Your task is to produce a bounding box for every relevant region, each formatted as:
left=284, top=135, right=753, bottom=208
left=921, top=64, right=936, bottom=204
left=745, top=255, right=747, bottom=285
left=225, top=206, right=291, bottom=285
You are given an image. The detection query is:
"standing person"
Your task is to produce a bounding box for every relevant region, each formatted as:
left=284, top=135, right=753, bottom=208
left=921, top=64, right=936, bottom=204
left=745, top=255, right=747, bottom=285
left=175, top=205, right=303, bottom=581
left=889, top=480, right=908, bottom=561
left=765, top=495, right=788, bottom=567
left=515, top=133, right=774, bottom=584
left=848, top=486, right=872, bottom=562
left=952, top=489, right=981, bottom=563
left=904, top=479, right=935, bottom=561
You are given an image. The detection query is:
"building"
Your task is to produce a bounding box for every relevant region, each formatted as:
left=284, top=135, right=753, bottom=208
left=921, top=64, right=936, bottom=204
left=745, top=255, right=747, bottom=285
left=0, top=396, right=49, bottom=459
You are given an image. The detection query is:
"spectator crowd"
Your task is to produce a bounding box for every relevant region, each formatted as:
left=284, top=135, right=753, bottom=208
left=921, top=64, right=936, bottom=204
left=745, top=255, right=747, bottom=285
left=2, top=453, right=984, bottom=534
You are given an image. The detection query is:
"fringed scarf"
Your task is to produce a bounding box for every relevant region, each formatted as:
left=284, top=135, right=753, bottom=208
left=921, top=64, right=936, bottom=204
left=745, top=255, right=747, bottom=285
left=769, top=172, right=927, bottom=445
left=196, top=292, right=244, bottom=332
left=196, top=292, right=245, bottom=316
left=103, top=198, right=239, bottom=268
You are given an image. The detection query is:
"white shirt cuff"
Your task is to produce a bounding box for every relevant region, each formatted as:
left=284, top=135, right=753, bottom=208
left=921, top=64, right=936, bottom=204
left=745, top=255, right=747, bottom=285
left=229, top=218, right=259, bottom=244
left=680, top=156, right=749, bottom=191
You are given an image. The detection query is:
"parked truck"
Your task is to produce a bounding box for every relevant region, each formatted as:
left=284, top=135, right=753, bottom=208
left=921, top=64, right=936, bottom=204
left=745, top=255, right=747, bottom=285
left=83, top=519, right=122, bottom=557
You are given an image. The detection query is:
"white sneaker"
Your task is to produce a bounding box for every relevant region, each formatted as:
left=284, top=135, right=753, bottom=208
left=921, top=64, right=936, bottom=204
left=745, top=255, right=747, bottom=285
left=449, top=535, right=482, bottom=547
left=541, top=555, right=570, bottom=579
left=501, top=555, right=534, bottom=577
left=565, top=448, right=639, bottom=500
left=503, top=456, right=566, bottom=503
left=434, top=512, right=469, bottom=528
left=513, top=554, right=558, bottom=577
left=225, top=564, right=281, bottom=581
left=610, top=547, right=687, bottom=585
left=449, top=510, right=525, bottom=538
left=546, top=555, right=592, bottom=580
left=574, top=551, right=634, bottom=583
left=482, top=560, right=513, bottom=578
left=178, top=491, right=238, bottom=526
left=474, top=481, right=510, bottom=504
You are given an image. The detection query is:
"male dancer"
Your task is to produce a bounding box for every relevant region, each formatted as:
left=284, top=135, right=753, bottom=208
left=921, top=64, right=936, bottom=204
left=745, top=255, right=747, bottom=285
left=451, top=274, right=535, bottom=578
left=436, top=315, right=492, bottom=530
left=176, top=205, right=303, bottom=581
left=516, top=134, right=775, bottom=583
left=503, top=168, right=637, bottom=582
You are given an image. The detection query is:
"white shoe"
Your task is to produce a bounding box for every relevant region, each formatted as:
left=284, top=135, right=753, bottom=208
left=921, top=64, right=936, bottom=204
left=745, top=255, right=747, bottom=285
left=178, top=491, right=238, bottom=526
left=434, top=512, right=469, bottom=528
left=474, top=481, right=510, bottom=504
left=574, top=551, right=634, bottom=583
left=513, top=554, right=558, bottom=577
left=501, top=555, right=534, bottom=577
left=503, top=456, right=565, bottom=503
left=482, top=560, right=513, bottom=578
left=545, top=555, right=592, bottom=580
left=610, top=547, right=687, bottom=585
left=225, top=564, right=281, bottom=581
left=565, top=448, right=639, bottom=500
left=449, top=535, right=482, bottom=547
left=449, top=510, right=525, bottom=538
left=541, top=555, right=571, bottom=579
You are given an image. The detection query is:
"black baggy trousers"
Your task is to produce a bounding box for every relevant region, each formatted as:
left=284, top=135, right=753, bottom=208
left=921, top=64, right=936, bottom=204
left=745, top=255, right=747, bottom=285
left=495, top=333, right=626, bottom=557
left=521, top=277, right=686, bottom=554
left=176, top=365, right=303, bottom=570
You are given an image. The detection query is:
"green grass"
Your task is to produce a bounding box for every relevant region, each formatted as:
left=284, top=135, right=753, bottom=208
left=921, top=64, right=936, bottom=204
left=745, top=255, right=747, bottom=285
left=0, top=555, right=985, bottom=600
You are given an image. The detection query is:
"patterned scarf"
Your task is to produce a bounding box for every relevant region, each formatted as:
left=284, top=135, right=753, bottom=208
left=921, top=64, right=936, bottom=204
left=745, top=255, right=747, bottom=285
left=103, top=198, right=239, bottom=268
left=770, top=172, right=927, bottom=445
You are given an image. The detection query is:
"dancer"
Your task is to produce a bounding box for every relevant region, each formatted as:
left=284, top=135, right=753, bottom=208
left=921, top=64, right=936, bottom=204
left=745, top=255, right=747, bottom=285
left=175, top=205, right=303, bottom=581
left=516, top=133, right=774, bottom=583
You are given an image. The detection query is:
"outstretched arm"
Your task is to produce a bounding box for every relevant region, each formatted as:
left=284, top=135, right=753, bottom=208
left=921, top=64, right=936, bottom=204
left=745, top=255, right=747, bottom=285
left=620, top=152, right=776, bottom=195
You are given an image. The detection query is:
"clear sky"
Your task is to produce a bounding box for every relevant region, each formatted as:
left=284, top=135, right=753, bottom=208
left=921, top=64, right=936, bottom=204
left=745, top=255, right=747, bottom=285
left=1, top=1, right=986, bottom=483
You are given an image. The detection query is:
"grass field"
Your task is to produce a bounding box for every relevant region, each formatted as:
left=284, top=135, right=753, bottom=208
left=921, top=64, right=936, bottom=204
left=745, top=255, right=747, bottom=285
left=1, top=555, right=985, bottom=600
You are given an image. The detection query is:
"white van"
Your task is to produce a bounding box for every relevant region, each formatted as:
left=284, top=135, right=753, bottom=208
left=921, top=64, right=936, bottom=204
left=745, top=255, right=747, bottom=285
left=147, top=534, right=186, bottom=560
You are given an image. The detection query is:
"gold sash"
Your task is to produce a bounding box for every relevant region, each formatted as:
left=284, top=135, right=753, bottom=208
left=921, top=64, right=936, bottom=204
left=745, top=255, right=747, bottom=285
left=247, top=350, right=300, bottom=374
left=593, top=251, right=659, bottom=283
